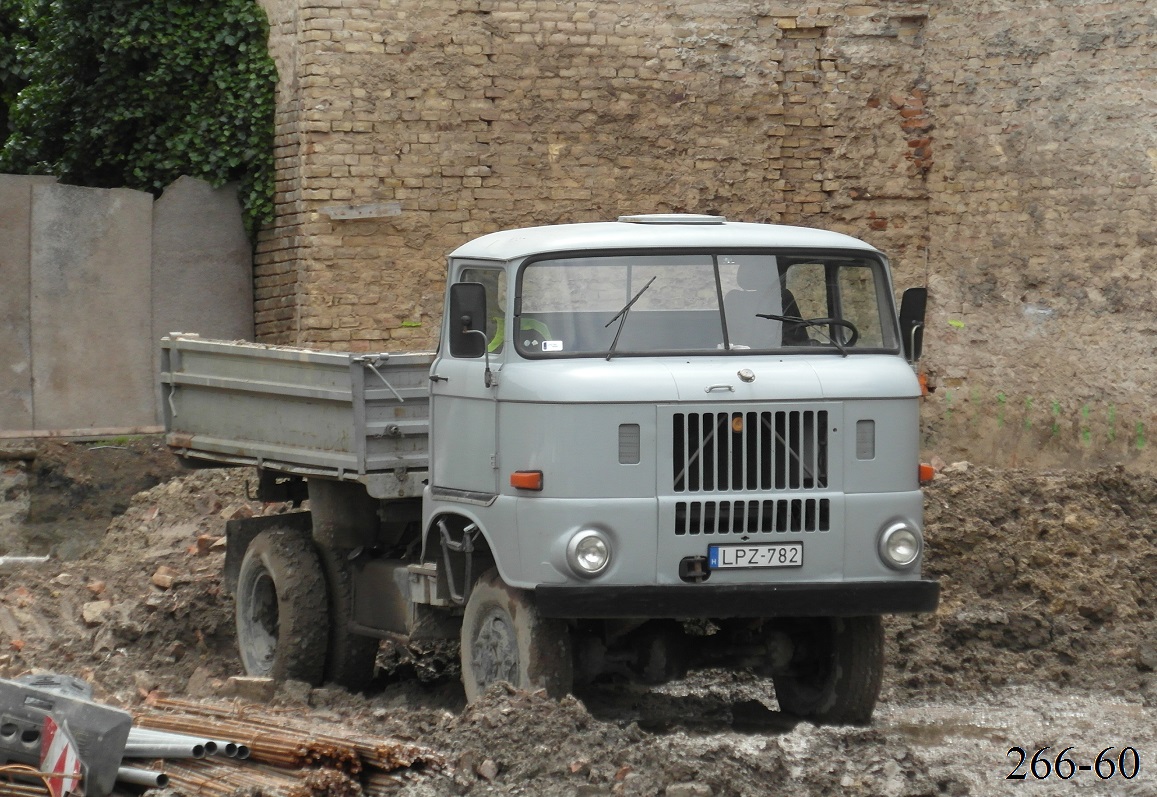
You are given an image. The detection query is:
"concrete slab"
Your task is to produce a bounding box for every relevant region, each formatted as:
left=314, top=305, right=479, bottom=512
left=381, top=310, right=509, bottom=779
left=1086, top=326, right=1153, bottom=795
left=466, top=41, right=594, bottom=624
left=0, top=175, right=57, bottom=431
left=30, top=183, right=155, bottom=430
left=152, top=176, right=254, bottom=423
left=152, top=176, right=253, bottom=342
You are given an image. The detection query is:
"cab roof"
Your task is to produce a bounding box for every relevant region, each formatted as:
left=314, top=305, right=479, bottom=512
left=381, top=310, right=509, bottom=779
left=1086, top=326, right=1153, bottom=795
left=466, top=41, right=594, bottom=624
left=449, top=214, right=881, bottom=262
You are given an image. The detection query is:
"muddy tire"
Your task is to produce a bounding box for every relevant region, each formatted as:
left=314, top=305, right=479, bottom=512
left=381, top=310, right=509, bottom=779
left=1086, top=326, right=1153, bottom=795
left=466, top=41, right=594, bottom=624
left=318, top=546, right=379, bottom=691
left=235, top=528, right=328, bottom=684
left=460, top=569, right=573, bottom=702
left=772, top=616, right=884, bottom=725
left=635, top=622, right=689, bottom=685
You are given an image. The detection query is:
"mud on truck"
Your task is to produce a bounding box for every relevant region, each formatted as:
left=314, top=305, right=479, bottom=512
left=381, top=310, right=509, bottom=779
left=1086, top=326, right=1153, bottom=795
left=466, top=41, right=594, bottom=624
left=161, top=214, right=938, bottom=724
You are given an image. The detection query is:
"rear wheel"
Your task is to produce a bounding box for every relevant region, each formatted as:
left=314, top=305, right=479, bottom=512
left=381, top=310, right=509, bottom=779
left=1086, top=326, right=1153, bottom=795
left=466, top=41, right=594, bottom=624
left=318, top=547, right=380, bottom=691
left=772, top=616, right=884, bottom=725
left=460, top=569, right=573, bottom=702
left=235, top=528, right=328, bottom=684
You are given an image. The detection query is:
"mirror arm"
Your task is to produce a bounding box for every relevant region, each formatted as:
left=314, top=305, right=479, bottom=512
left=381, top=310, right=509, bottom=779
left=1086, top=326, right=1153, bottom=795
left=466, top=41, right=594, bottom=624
left=464, top=329, right=496, bottom=387
left=907, top=321, right=924, bottom=363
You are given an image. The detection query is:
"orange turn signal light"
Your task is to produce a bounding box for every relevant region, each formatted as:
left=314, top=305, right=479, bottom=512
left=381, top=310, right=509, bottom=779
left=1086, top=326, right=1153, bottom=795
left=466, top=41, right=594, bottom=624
left=918, top=463, right=936, bottom=485
left=510, top=470, right=544, bottom=491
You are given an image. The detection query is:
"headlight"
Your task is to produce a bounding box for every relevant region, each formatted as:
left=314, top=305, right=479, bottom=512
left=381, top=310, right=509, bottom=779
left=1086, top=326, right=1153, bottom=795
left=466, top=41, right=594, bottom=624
left=566, top=529, right=612, bottom=577
left=878, top=522, right=922, bottom=570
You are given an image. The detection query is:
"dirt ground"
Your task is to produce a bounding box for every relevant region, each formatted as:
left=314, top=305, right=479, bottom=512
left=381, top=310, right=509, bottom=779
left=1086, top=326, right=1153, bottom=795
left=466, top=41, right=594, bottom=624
left=1, top=439, right=1155, bottom=796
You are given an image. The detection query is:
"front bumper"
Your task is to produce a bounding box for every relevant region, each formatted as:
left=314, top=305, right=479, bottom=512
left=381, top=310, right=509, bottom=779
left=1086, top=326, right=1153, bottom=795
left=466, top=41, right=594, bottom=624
left=534, top=579, right=939, bottom=619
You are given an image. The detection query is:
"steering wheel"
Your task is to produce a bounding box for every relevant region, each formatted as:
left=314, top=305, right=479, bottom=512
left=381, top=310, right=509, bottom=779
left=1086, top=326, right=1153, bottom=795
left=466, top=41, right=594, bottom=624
left=810, top=318, right=859, bottom=347
left=760, top=312, right=860, bottom=347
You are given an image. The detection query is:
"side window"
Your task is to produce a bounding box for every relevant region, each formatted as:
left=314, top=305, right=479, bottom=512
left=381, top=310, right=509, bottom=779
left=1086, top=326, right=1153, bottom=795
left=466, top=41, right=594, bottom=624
left=460, top=268, right=506, bottom=353
left=837, top=266, right=885, bottom=347
left=783, top=262, right=828, bottom=321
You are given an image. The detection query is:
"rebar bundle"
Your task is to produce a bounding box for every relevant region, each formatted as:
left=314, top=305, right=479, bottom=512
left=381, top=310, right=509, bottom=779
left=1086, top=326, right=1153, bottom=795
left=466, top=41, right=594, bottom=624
left=128, top=695, right=444, bottom=794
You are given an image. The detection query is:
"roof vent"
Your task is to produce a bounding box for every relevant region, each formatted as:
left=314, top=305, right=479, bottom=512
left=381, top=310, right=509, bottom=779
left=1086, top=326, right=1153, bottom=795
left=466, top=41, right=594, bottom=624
left=617, top=214, right=727, bottom=225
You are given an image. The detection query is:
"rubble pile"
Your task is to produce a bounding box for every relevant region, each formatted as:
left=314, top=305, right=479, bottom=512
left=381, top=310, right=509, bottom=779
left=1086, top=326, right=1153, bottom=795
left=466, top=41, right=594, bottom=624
left=1, top=442, right=1155, bottom=795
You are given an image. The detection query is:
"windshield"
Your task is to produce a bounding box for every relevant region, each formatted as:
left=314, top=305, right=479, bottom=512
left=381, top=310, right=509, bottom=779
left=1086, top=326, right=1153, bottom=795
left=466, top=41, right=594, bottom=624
left=514, top=251, right=898, bottom=357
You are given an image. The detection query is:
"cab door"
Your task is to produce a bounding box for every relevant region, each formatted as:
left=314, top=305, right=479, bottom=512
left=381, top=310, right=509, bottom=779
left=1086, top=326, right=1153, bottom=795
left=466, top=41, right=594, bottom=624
left=428, top=266, right=506, bottom=495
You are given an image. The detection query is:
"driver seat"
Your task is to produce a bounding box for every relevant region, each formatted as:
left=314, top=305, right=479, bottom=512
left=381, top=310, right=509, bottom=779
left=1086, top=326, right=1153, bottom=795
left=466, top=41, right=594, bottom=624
left=724, top=264, right=783, bottom=348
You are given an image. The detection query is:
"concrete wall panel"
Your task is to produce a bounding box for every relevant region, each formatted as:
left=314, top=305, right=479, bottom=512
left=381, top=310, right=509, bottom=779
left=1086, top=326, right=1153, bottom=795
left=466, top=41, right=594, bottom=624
left=29, top=184, right=155, bottom=430
left=152, top=176, right=254, bottom=343
left=0, top=176, right=56, bottom=430
left=152, top=177, right=254, bottom=421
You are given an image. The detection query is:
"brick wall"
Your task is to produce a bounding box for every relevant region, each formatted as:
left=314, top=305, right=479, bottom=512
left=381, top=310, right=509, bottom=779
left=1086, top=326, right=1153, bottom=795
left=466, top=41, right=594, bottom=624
left=917, top=1, right=1157, bottom=466
left=253, top=0, right=1157, bottom=467
left=253, top=1, right=931, bottom=344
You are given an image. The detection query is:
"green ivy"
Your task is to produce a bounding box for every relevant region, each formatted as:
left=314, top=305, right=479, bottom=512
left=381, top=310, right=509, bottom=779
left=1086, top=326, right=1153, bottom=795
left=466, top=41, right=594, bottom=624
left=0, top=0, right=276, bottom=240
left=0, top=0, right=33, bottom=134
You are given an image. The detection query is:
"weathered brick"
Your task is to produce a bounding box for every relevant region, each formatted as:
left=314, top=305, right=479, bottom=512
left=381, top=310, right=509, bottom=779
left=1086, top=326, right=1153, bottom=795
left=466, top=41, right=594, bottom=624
left=249, top=0, right=1157, bottom=470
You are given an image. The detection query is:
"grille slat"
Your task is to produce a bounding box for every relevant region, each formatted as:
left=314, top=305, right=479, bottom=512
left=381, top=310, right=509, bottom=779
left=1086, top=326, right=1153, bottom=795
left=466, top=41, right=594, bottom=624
left=675, top=498, right=831, bottom=535
left=673, top=409, right=828, bottom=493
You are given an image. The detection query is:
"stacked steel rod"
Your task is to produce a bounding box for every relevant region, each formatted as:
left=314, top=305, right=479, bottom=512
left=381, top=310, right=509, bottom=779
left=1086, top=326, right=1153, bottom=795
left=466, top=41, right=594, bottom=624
left=136, top=697, right=440, bottom=773
left=121, top=695, right=445, bottom=795
left=148, top=759, right=309, bottom=797
left=0, top=696, right=443, bottom=797
left=0, top=767, right=49, bottom=797
left=0, top=781, right=48, bottom=797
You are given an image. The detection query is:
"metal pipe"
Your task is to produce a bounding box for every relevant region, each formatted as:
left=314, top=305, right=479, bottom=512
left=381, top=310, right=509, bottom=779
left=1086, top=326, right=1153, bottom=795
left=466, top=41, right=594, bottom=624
left=129, top=727, right=219, bottom=754
left=0, top=556, right=50, bottom=568
left=129, top=726, right=209, bottom=742
left=122, top=741, right=206, bottom=759
left=116, top=767, right=170, bottom=788
left=207, top=739, right=237, bottom=757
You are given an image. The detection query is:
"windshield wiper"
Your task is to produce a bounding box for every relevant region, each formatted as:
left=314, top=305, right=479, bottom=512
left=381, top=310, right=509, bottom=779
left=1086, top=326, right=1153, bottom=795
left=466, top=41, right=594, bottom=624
left=604, top=276, right=657, bottom=361
left=756, top=313, right=859, bottom=357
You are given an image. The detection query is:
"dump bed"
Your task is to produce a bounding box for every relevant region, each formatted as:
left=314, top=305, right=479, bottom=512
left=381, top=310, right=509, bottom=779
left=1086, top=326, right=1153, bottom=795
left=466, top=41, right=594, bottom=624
left=160, top=334, right=432, bottom=498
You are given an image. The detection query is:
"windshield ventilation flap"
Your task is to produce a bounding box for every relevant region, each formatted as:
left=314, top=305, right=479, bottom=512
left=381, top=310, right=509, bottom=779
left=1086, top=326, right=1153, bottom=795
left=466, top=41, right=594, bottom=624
left=617, top=214, right=726, bottom=225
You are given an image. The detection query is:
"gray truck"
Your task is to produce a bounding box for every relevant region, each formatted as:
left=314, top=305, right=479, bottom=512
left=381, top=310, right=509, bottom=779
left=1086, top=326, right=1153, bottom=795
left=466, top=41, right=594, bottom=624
left=161, top=214, right=937, bottom=723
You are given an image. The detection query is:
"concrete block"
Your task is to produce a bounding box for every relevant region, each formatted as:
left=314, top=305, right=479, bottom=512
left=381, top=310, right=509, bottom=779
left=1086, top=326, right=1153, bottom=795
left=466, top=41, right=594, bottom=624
left=0, top=175, right=57, bottom=432
left=29, top=183, right=155, bottom=430
left=151, top=178, right=254, bottom=419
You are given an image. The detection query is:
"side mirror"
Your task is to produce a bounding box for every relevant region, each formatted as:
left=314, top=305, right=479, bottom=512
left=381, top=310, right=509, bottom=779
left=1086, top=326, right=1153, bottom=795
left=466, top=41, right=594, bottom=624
left=898, top=287, right=927, bottom=363
left=448, top=282, right=487, bottom=358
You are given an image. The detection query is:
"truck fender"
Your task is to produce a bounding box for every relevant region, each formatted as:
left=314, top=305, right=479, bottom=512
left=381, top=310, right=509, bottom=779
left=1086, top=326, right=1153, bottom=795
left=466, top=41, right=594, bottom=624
left=223, top=511, right=312, bottom=595
left=423, top=511, right=500, bottom=598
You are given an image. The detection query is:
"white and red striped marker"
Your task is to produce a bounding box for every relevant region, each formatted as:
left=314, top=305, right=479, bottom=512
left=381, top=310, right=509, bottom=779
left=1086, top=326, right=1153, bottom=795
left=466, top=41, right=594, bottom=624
left=39, top=716, right=84, bottom=797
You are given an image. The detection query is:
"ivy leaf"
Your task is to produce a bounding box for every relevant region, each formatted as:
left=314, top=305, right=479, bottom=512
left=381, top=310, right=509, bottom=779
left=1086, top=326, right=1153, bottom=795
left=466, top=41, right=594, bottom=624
left=0, top=0, right=276, bottom=241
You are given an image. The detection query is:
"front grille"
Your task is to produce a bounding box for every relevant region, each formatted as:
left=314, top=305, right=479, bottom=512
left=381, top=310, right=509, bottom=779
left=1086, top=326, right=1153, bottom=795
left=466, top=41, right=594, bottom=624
left=672, top=410, right=828, bottom=492
left=675, top=498, right=831, bottom=535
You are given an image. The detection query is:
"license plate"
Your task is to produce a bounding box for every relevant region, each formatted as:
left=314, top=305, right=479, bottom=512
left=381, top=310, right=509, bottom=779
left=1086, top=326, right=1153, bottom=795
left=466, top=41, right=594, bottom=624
left=708, top=542, right=803, bottom=569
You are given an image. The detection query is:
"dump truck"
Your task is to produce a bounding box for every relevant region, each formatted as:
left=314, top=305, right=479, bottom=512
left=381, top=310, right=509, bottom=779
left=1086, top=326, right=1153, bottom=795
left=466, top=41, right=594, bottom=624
left=161, top=214, right=937, bottom=723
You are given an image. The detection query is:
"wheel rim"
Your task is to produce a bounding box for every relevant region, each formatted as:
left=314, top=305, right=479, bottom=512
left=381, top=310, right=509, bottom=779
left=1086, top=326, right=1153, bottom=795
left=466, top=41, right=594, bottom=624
left=242, top=570, right=279, bottom=674
left=471, top=606, right=520, bottom=690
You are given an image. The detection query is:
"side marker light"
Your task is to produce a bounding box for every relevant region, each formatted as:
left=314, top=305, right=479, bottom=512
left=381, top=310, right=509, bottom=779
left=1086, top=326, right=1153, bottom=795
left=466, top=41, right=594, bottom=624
left=510, top=470, right=544, bottom=491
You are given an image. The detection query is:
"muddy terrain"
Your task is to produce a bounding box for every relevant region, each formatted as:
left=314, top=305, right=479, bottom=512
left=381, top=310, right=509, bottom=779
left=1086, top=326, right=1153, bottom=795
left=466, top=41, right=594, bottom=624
left=1, top=440, right=1155, bottom=796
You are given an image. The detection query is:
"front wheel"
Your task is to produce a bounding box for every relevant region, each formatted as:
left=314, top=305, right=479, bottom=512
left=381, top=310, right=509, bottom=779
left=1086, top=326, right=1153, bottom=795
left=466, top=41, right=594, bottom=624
left=772, top=616, right=884, bottom=725
left=460, top=569, right=573, bottom=702
left=235, top=528, right=329, bottom=684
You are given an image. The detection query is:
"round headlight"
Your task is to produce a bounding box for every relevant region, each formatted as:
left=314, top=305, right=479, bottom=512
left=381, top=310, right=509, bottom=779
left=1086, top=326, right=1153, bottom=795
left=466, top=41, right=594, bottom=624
left=879, top=523, right=922, bottom=570
left=567, top=530, right=611, bottom=577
